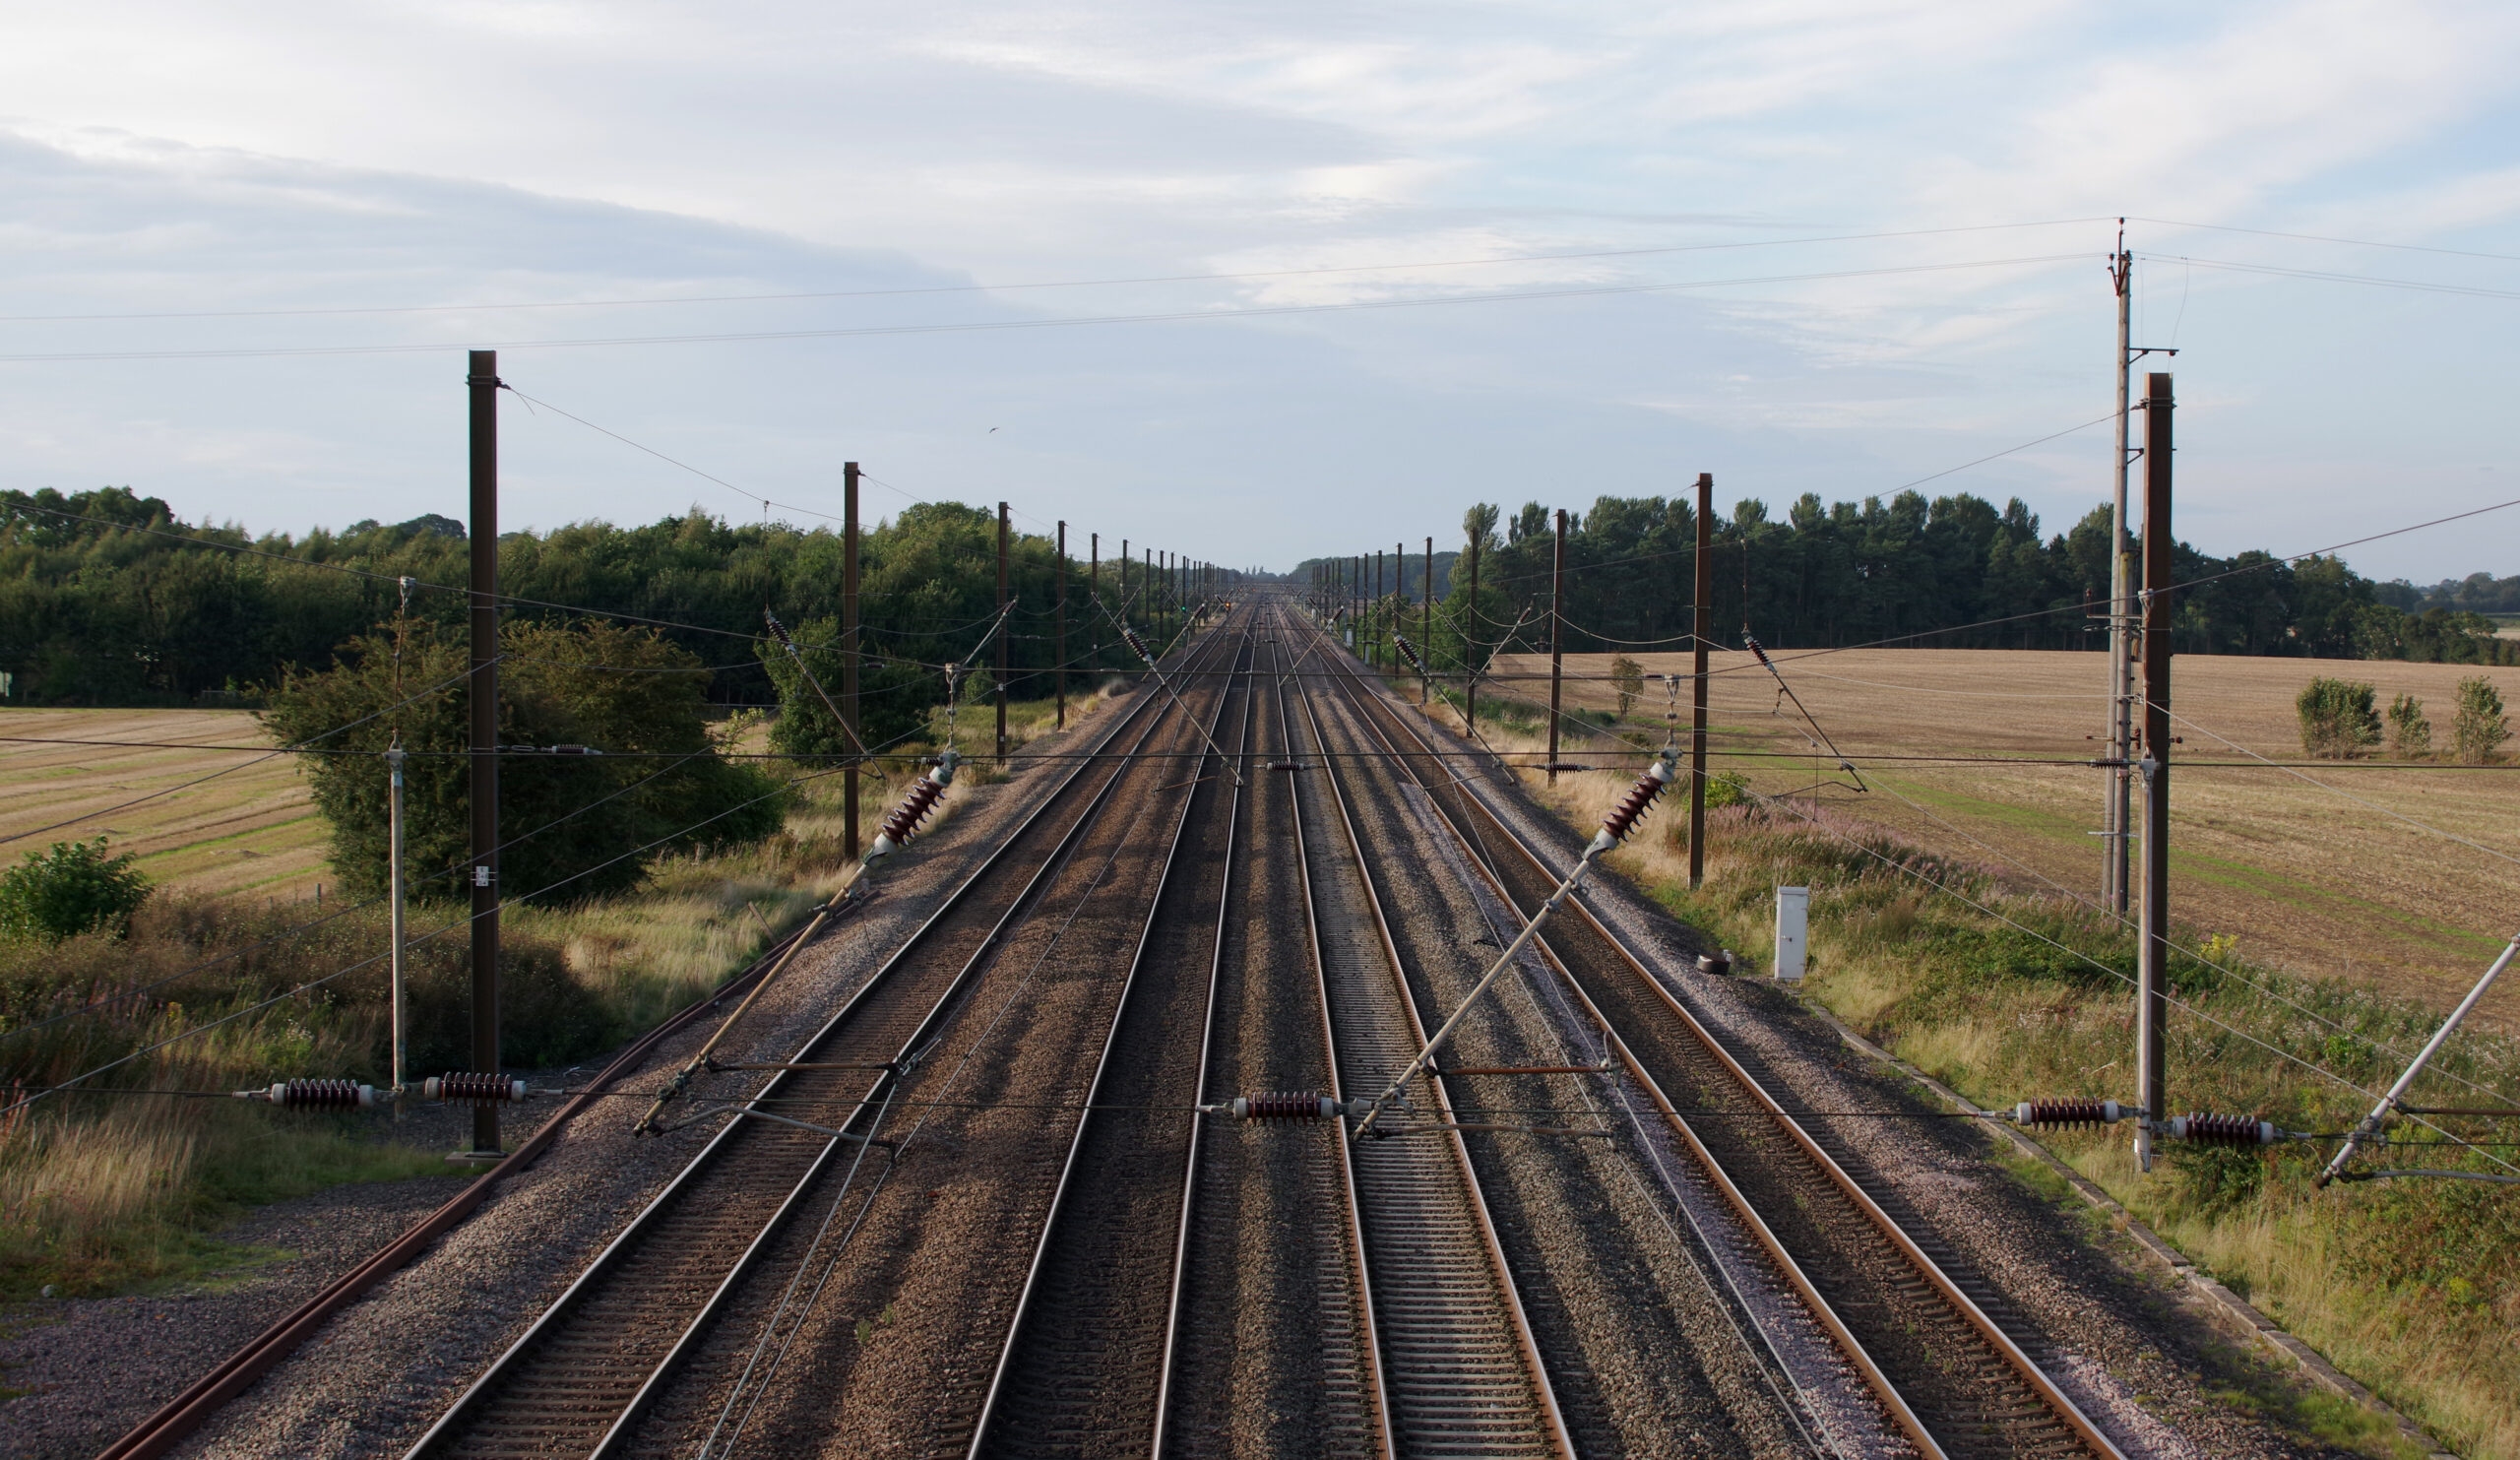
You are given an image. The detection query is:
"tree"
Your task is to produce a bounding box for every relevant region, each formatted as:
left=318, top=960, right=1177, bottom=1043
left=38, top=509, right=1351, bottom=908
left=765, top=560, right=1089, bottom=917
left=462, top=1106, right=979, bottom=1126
left=0, top=839, right=150, bottom=941
left=262, top=620, right=787, bottom=904
left=2387, top=693, right=2432, bottom=758
left=2450, top=676, right=2511, bottom=764
left=2296, top=677, right=2380, bottom=759
left=1609, top=655, right=1645, bottom=716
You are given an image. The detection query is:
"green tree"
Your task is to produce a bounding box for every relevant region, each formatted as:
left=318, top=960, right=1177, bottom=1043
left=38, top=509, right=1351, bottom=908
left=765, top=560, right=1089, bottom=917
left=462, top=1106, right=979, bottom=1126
left=1609, top=655, right=1645, bottom=716
left=2296, top=677, right=2381, bottom=759
left=262, top=620, right=787, bottom=904
left=2450, top=676, right=2511, bottom=764
left=2387, top=692, right=2432, bottom=758
left=0, top=839, right=150, bottom=942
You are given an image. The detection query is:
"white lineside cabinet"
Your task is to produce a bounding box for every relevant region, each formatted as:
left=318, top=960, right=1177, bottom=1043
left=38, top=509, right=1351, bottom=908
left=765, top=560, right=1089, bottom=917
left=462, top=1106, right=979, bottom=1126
left=1774, top=886, right=1809, bottom=982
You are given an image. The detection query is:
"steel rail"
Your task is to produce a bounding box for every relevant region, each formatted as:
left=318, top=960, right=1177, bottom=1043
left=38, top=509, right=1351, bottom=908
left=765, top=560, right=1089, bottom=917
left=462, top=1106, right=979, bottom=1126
left=963, top=619, right=1255, bottom=1454
left=1309, top=614, right=2128, bottom=1460
left=1287, top=606, right=1575, bottom=1460
left=1149, top=623, right=1393, bottom=1458
left=1146, top=626, right=1259, bottom=1455
left=403, top=618, right=1251, bottom=1459
left=1265, top=628, right=1399, bottom=1457
left=92, top=917, right=824, bottom=1460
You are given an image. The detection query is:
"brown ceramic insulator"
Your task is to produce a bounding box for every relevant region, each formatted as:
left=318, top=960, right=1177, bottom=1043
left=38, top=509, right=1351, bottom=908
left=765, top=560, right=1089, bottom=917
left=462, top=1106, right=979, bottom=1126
left=2174, top=1112, right=2271, bottom=1146
left=276, top=1079, right=370, bottom=1111
left=429, top=1072, right=522, bottom=1104
left=1241, top=1091, right=1330, bottom=1119
left=2018, top=1098, right=2119, bottom=1128
left=879, top=775, right=948, bottom=847
left=1598, top=770, right=1666, bottom=843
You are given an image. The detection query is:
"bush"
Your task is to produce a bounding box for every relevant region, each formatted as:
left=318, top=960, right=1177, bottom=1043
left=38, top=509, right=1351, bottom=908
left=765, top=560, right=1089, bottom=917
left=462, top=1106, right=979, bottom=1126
left=0, top=840, right=150, bottom=942
left=263, top=620, right=788, bottom=905
left=2450, top=675, right=2510, bottom=764
left=2387, top=692, right=2431, bottom=758
left=1608, top=655, right=1645, bottom=716
left=2296, top=676, right=2379, bottom=758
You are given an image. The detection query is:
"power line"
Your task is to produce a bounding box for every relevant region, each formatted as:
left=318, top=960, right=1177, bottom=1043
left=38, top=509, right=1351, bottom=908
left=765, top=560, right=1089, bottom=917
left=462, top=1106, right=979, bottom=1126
left=0, top=661, right=482, bottom=849
left=2134, top=252, right=2520, bottom=304
left=0, top=218, right=2115, bottom=325
left=0, top=253, right=2097, bottom=364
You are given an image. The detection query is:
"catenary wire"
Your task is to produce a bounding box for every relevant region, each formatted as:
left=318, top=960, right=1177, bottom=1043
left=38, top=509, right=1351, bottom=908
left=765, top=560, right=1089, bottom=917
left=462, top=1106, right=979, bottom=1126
left=0, top=253, right=2097, bottom=363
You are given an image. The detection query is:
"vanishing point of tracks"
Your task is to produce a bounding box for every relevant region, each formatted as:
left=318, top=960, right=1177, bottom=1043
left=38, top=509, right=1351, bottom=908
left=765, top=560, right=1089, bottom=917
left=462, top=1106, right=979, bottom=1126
left=134, top=592, right=2140, bottom=1460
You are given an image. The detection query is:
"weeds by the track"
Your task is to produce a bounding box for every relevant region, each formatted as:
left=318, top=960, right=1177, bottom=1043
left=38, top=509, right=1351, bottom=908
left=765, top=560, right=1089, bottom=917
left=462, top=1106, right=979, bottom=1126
left=0, top=694, right=1109, bottom=1299
left=1444, top=693, right=2520, bottom=1459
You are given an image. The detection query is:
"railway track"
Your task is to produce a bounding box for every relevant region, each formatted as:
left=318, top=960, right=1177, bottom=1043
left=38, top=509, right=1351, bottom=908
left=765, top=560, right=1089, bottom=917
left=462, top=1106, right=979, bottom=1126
left=116, top=592, right=2160, bottom=1460
left=1154, top=629, right=1384, bottom=1457
left=964, top=623, right=1259, bottom=1454
left=405, top=608, right=1255, bottom=1459
left=1283, top=628, right=1572, bottom=1459
left=1294, top=603, right=2128, bottom=1460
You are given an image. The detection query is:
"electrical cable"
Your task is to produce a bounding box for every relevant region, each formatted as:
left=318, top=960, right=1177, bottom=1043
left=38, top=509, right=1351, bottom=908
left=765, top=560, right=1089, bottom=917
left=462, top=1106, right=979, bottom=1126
left=0, top=660, right=483, bottom=849
left=0, top=217, right=2117, bottom=326
left=1715, top=780, right=2520, bottom=1181
left=0, top=253, right=2099, bottom=364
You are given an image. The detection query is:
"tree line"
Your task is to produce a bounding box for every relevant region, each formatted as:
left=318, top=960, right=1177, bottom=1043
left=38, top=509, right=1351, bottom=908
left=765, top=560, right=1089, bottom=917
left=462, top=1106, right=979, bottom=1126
left=1309, top=489, right=2515, bottom=670
left=0, top=487, right=1205, bottom=710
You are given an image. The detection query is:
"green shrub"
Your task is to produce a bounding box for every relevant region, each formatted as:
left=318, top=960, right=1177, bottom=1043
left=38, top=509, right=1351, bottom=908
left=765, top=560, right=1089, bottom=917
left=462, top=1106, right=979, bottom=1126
left=1608, top=655, right=1645, bottom=716
left=0, top=840, right=150, bottom=942
left=2296, top=676, right=2380, bottom=758
left=2387, top=692, right=2432, bottom=758
left=2450, top=675, right=2510, bottom=764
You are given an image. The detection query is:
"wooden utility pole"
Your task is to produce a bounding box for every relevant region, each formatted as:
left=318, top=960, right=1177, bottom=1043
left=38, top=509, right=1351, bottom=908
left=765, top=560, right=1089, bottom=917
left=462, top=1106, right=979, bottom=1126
left=2106, top=232, right=2137, bottom=914
left=1689, top=473, right=1713, bottom=889
left=1374, top=549, right=1384, bottom=670
left=2136, top=372, right=2174, bottom=1172
left=464, top=349, right=502, bottom=1160
left=1466, top=523, right=1480, bottom=734
left=1421, top=535, right=1432, bottom=706
left=1055, top=521, right=1067, bottom=730
left=843, top=462, right=860, bottom=863
left=1120, top=538, right=1129, bottom=637
left=1546, top=508, right=1566, bottom=786
left=1090, top=533, right=1101, bottom=672
left=996, top=503, right=1010, bottom=763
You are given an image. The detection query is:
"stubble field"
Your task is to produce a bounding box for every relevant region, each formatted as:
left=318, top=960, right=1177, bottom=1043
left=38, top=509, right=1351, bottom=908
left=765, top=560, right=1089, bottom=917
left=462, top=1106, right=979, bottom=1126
left=1484, top=648, right=2520, bottom=1027
left=0, top=709, right=329, bottom=902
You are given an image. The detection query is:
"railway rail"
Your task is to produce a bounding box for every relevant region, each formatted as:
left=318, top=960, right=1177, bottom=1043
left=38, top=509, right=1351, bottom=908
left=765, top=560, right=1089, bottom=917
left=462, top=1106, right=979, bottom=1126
left=404, top=607, right=1256, bottom=1458
left=1291, top=601, right=2128, bottom=1460
left=110, top=590, right=2158, bottom=1460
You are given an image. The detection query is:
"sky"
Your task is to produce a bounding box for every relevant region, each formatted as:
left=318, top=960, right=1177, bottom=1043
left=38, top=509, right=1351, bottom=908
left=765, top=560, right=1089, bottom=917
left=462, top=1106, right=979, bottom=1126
left=3, top=1, right=2519, bottom=582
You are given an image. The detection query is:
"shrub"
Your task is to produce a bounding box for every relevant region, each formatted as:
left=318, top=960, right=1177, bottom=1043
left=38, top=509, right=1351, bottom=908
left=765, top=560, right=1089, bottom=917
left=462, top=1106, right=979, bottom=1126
left=2295, top=676, right=2379, bottom=758
left=263, top=620, right=788, bottom=905
left=2450, top=675, right=2510, bottom=764
left=0, top=840, right=151, bottom=943
left=2387, top=692, right=2431, bottom=758
left=1608, top=655, right=1645, bottom=716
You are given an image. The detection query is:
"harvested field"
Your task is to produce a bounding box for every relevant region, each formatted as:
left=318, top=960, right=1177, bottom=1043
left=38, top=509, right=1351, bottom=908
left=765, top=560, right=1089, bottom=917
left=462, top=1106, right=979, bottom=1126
left=1486, top=649, right=2520, bottom=1028
left=0, top=709, right=326, bottom=902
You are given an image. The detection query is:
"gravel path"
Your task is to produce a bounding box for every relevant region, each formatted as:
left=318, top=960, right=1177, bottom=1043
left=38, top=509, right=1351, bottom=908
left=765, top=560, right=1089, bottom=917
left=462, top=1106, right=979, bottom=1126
left=0, top=1172, right=469, bottom=1460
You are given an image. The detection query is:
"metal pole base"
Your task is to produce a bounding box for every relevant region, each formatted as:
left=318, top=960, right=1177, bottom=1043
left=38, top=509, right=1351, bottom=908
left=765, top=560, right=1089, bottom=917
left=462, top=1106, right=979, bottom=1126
left=445, top=1148, right=507, bottom=1166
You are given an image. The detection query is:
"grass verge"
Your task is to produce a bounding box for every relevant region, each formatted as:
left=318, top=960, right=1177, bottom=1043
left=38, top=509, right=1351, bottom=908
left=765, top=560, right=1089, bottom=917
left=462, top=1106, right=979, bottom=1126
left=0, top=693, right=1108, bottom=1300
left=1428, top=688, right=2518, bottom=1459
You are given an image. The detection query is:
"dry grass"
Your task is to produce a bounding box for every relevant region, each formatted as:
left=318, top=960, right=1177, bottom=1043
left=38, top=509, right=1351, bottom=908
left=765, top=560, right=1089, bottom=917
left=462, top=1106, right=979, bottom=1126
left=0, top=690, right=1121, bottom=1298
left=1484, top=649, right=2520, bottom=1029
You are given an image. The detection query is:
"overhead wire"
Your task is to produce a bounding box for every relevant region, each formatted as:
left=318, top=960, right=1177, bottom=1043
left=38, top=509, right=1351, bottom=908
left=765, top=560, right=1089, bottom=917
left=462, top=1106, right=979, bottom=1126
left=0, top=252, right=2099, bottom=364
left=0, top=217, right=2118, bottom=326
